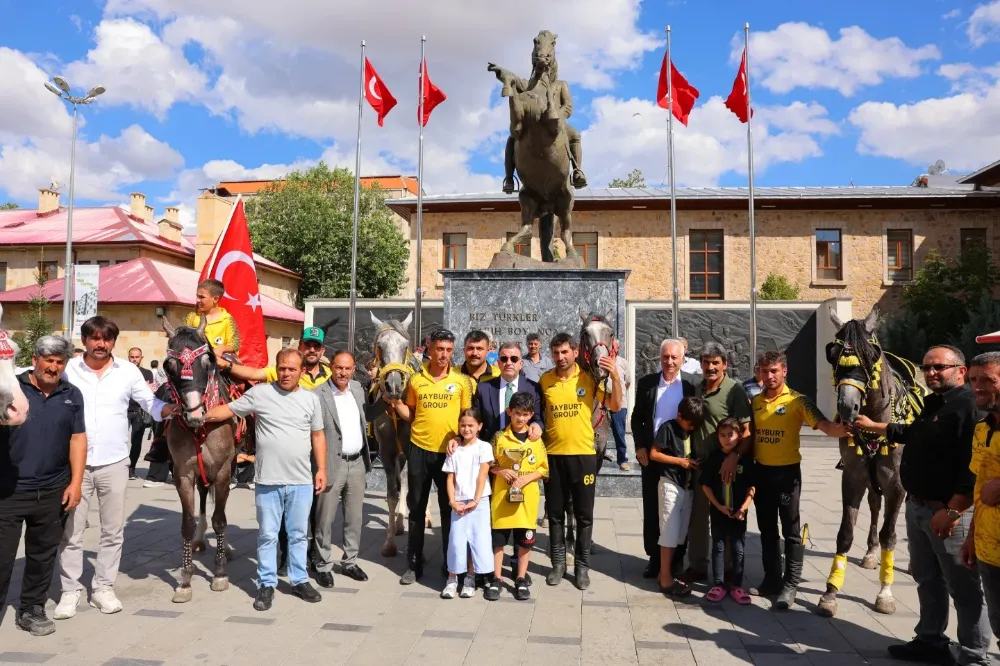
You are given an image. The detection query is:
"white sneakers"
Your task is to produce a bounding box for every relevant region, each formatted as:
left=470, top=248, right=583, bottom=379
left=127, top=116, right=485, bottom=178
left=459, top=574, right=476, bottom=599
left=440, top=578, right=458, bottom=599
left=89, top=587, right=123, bottom=614
left=53, top=591, right=81, bottom=620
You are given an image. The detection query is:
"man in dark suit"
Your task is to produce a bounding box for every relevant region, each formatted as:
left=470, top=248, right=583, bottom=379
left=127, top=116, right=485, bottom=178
left=475, top=341, right=543, bottom=443
left=631, top=338, right=698, bottom=579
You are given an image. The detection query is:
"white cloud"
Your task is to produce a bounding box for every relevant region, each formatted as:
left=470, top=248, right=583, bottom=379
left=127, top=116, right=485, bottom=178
left=744, top=22, right=940, bottom=95
left=0, top=48, right=75, bottom=142
left=969, top=1, right=1000, bottom=46
left=943, top=8, right=962, bottom=20
left=939, top=63, right=978, bottom=80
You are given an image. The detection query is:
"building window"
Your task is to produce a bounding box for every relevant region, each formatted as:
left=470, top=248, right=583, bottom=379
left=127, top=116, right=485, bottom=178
left=505, top=232, right=531, bottom=257
left=689, top=230, right=724, bottom=299
left=886, top=229, right=913, bottom=282
left=0, top=262, right=6, bottom=291
left=815, top=229, right=843, bottom=281
left=573, top=232, right=598, bottom=268
left=97, top=260, right=111, bottom=268
left=442, top=233, right=467, bottom=269
left=37, top=261, right=58, bottom=282
left=960, top=228, right=987, bottom=250
left=281, top=337, right=291, bottom=348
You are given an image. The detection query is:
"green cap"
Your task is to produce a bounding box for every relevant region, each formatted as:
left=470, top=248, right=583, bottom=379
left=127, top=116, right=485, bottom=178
left=302, top=327, right=324, bottom=344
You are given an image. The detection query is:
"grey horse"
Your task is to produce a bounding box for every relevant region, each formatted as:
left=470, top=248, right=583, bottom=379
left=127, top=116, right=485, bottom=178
left=817, top=307, right=926, bottom=617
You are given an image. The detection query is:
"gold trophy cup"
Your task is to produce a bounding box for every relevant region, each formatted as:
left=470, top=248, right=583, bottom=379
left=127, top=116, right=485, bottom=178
left=503, top=448, right=525, bottom=503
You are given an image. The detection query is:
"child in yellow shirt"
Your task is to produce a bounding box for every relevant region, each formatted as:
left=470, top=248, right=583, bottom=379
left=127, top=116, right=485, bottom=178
left=185, top=279, right=240, bottom=356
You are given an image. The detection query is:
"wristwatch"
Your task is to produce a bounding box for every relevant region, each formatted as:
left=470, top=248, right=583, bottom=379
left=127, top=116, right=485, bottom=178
left=945, top=508, right=961, bottom=521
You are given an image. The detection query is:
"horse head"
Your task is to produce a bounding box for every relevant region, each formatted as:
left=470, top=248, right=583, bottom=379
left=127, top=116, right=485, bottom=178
left=162, top=314, right=217, bottom=428
left=827, top=307, right=883, bottom=424
left=0, top=304, right=28, bottom=425
left=371, top=311, right=416, bottom=401
left=578, top=310, right=615, bottom=383
left=531, top=30, right=559, bottom=81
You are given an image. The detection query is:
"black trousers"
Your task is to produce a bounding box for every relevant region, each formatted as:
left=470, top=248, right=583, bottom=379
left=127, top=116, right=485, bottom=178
left=640, top=457, right=661, bottom=559
left=406, top=445, right=450, bottom=572
left=546, top=454, right=596, bottom=533
left=710, top=507, right=747, bottom=587
left=753, top=463, right=802, bottom=546
left=0, top=486, right=66, bottom=614
left=128, top=413, right=147, bottom=471
left=146, top=421, right=171, bottom=482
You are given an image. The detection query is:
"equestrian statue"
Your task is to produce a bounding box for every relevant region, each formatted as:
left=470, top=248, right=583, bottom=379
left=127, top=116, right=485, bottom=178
left=818, top=307, right=926, bottom=617
left=488, top=30, right=586, bottom=263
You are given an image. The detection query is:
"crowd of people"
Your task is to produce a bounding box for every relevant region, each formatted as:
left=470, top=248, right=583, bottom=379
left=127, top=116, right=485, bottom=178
left=0, top=292, right=999, bottom=665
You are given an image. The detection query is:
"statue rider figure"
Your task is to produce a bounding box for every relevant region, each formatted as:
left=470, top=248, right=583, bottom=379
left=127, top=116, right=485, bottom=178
left=490, top=31, right=587, bottom=194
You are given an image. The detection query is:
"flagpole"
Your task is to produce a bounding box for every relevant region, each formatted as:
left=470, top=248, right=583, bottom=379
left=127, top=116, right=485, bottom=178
left=348, top=40, right=366, bottom=354
left=414, top=35, right=426, bottom=349
left=745, top=23, right=758, bottom=361
left=666, top=26, right=680, bottom=338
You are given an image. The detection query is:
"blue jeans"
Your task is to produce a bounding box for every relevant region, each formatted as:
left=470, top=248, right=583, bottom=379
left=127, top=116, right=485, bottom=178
left=255, top=484, right=313, bottom=588
left=611, top=408, right=628, bottom=465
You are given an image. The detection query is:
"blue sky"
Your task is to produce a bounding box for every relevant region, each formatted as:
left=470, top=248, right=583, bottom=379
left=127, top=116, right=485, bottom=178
left=1, top=0, right=999, bottom=227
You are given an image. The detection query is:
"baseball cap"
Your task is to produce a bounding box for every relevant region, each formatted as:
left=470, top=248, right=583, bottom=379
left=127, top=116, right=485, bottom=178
left=302, top=327, right=324, bottom=344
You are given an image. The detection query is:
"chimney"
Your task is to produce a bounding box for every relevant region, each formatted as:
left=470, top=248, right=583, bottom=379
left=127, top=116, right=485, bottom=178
left=37, top=188, right=60, bottom=214
left=145, top=204, right=154, bottom=222
left=158, top=216, right=183, bottom=243
left=130, top=192, right=146, bottom=219
left=165, top=206, right=179, bottom=224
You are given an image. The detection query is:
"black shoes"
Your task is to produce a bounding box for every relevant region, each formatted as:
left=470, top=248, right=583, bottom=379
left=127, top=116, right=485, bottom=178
left=514, top=577, right=531, bottom=601
left=484, top=576, right=502, bottom=601
left=16, top=606, right=55, bottom=636
left=253, top=586, right=274, bottom=611
left=547, top=524, right=566, bottom=586
left=315, top=571, right=334, bottom=588
left=573, top=526, right=593, bottom=591
left=341, top=564, right=369, bottom=582
left=775, top=542, right=805, bottom=610
left=751, top=536, right=784, bottom=597
left=642, top=556, right=660, bottom=579
left=887, top=639, right=956, bottom=665
left=292, top=582, right=322, bottom=603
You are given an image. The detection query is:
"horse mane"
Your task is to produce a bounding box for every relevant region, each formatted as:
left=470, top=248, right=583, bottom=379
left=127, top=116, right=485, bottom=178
left=532, top=31, right=559, bottom=81
left=837, top=320, right=882, bottom=369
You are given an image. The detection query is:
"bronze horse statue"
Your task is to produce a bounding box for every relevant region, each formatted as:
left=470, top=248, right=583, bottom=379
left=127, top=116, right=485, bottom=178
left=160, top=315, right=242, bottom=603
left=817, top=307, right=925, bottom=617
left=489, top=30, right=578, bottom=263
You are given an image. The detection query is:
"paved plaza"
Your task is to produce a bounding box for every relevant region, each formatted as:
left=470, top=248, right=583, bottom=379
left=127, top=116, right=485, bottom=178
left=0, top=444, right=997, bottom=666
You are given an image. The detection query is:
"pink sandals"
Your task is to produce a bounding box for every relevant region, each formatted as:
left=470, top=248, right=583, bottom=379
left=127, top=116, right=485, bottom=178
left=730, top=587, right=752, bottom=605
left=706, top=586, right=727, bottom=602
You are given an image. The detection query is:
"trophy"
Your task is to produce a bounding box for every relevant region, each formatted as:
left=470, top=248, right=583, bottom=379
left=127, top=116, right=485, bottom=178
left=502, top=447, right=525, bottom=503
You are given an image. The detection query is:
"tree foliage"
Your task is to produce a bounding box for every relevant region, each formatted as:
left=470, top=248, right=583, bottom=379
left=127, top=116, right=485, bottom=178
left=608, top=168, right=645, bottom=188
left=245, top=163, right=408, bottom=305
left=758, top=273, right=800, bottom=300
left=0, top=202, right=19, bottom=210
left=11, top=269, right=56, bottom=367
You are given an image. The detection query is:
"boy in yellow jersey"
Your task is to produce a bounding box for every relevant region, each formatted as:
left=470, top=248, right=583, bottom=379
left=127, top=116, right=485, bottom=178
left=538, top=332, right=622, bottom=590
left=486, top=391, right=549, bottom=602
left=749, top=350, right=846, bottom=609
left=186, top=279, right=240, bottom=357
left=460, top=330, right=501, bottom=388
left=387, top=329, right=474, bottom=585
left=962, top=354, right=1000, bottom=651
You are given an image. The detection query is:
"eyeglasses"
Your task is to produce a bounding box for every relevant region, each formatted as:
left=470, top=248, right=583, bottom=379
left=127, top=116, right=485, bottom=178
left=919, top=363, right=961, bottom=373
left=499, top=356, right=520, bottom=363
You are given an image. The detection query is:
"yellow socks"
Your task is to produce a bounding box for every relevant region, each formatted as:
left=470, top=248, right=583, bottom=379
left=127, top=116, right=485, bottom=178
left=827, top=553, right=848, bottom=590
left=880, top=550, right=895, bottom=586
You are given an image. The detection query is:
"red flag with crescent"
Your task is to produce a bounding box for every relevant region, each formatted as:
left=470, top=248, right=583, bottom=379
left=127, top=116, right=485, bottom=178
left=364, top=57, right=397, bottom=127
left=199, top=199, right=268, bottom=368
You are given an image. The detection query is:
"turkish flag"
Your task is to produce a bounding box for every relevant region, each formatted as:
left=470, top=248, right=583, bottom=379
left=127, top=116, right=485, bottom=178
left=418, top=59, right=446, bottom=127
left=725, top=49, right=754, bottom=123
left=199, top=199, right=268, bottom=368
left=364, top=57, right=397, bottom=127
left=656, top=52, right=699, bottom=126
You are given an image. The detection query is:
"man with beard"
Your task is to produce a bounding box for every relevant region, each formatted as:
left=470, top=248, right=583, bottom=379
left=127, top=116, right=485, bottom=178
left=858, top=345, right=991, bottom=665
left=460, top=330, right=501, bottom=388
left=0, top=336, right=86, bottom=636
left=962, top=353, right=1000, bottom=657
left=631, top=339, right=698, bottom=579
left=522, top=333, right=554, bottom=383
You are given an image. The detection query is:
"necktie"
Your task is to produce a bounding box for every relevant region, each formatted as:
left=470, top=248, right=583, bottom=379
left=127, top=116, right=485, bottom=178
left=502, top=382, right=514, bottom=427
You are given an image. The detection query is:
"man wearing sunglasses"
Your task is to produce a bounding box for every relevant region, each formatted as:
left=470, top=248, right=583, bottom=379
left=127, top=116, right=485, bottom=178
left=473, top=342, right=543, bottom=444
left=855, top=345, right=991, bottom=666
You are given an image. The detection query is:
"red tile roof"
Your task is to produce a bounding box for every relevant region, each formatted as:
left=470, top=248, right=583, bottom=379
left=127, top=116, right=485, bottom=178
left=214, top=175, right=419, bottom=197
left=0, top=257, right=304, bottom=323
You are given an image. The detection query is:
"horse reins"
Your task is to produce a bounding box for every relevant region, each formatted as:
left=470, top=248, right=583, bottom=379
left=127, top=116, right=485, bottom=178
left=581, top=318, right=616, bottom=429
left=164, top=343, right=224, bottom=487
left=369, top=327, right=419, bottom=455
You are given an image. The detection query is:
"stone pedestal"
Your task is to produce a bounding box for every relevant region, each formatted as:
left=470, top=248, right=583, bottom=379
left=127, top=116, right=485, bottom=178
left=441, top=268, right=630, bottom=354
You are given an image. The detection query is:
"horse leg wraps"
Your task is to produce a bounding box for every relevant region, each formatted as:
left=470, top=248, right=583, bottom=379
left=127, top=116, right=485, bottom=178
left=879, top=550, right=895, bottom=586
left=827, top=553, right=848, bottom=591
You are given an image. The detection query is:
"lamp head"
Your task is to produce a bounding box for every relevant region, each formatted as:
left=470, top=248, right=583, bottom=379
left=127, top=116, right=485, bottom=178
left=85, top=85, right=105, bottom=99
left=52, top=76, right=71, bottom=93
left=44, top=82, right=64, bottom=97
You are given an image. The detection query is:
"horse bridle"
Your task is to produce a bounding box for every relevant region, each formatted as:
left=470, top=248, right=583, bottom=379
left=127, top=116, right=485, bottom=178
left=580, top=321, right=616, bottom=428
left=369, top=326, right=418, bottom=400
left=164, top=342, right=222, bottom=486
left=827, top=335, right=889, bottom=455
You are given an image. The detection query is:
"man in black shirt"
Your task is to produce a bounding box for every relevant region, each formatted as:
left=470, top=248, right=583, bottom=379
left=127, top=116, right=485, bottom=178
left=0, top=336, right=86, bottom=636
left=126, top=347, right=154, bottom=479
left=857, top=345, right=992, bottom=666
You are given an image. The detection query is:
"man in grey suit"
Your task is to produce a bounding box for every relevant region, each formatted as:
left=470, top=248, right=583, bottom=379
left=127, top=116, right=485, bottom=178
left=311, top=350, right=371, bottom=587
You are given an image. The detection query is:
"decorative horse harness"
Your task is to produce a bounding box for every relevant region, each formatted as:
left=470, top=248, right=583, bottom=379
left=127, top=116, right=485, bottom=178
left=580, top=318, right=616, bottom=429
left=367, top=327, right=422, bottom=454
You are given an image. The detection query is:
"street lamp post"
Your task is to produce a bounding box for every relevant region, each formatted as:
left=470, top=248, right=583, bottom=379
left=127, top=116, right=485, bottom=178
left=43, top=77, right=105, bottom=337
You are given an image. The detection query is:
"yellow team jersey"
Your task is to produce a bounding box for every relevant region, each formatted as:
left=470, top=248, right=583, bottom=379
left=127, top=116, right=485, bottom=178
left=406, top=364, right=474, bottom=453
left=264, top=363, right=331, bottom=391
left=752, top=384, right=823, bottom=467
left=970, top=419, right=1000, bottom=567
left=539, top=365, right=606, bottom=456
left=461, top=362, right=500, bottom=389
left=185, top=308, right=240, bottom=353
left=490, top=427, right=549, bottom=530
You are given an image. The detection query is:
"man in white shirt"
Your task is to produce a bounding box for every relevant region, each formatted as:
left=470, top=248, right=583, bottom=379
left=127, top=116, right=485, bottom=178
left=679, top=338, right=704, bottom=377
left=55, top=316, right=178, bottom=619
left=310, top=351, right=371, bottom=587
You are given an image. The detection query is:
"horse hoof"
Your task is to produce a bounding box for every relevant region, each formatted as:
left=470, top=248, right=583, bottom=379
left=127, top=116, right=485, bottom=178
left=875, top=595, right=896, bottom=615
left=172, top=587, right=193, bottom=604
left=192, top=542, right=206, bottom=553
left=816, top=595, right=838, bottom=618
left=211, top=577, right=230, bottom=592
left=381, top=541, right=398, bottom=558
left=860, top=553, right=878, bottom=570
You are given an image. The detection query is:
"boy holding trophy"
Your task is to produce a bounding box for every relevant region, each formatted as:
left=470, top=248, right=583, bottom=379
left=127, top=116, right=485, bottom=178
left=486, top=392, right=549, bottom=601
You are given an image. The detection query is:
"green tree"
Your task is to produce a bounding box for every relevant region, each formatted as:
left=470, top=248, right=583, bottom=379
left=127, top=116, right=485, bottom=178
left=0, top=202, right=19, bottom=210
left=245, top=162, right=408, bottom=305
left=758, top=273, right=800, bottom=300
left=608, top=168, right=645, bottom=188
left=11, top=269, right=56, bottom=367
